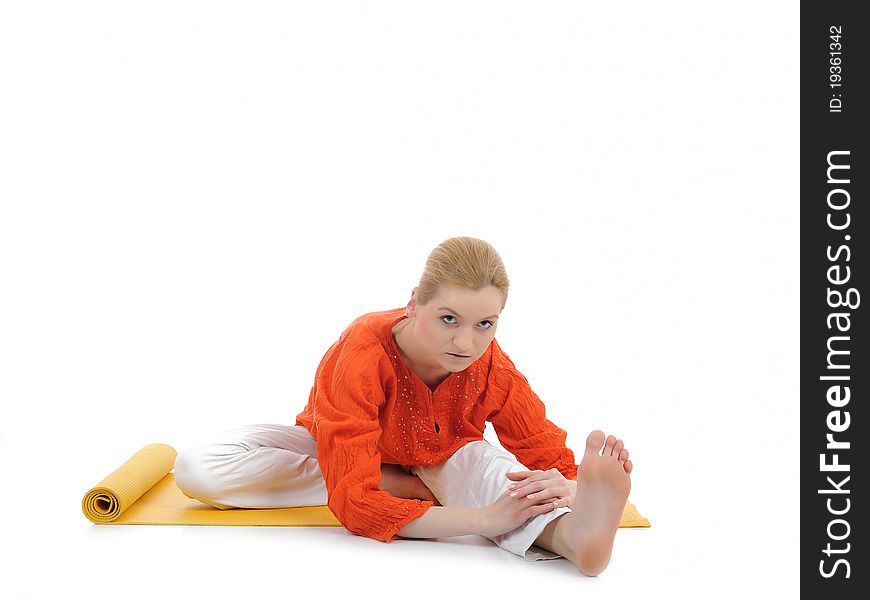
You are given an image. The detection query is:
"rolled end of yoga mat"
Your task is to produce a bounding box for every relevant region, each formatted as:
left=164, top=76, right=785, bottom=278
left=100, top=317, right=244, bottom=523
left=82, top=443, right=177, bottom=524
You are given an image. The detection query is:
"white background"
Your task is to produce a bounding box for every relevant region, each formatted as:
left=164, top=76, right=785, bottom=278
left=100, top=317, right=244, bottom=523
left=1, top=1, right=798, bottom=598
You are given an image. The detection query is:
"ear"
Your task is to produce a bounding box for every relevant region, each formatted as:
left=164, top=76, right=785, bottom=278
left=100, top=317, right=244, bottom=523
left=406, top=287, right=418, bottom=316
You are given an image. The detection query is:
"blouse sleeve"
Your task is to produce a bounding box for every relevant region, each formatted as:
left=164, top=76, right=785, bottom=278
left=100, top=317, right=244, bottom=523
left=313, top=343, right=433, bottom=542
left=487, top=351, right=578, bottom=480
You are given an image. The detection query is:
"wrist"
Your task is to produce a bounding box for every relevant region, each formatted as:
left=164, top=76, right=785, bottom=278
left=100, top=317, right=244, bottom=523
left=472, top=505, right=491, bottom=537
left=568, top=479, right=578, bottom=494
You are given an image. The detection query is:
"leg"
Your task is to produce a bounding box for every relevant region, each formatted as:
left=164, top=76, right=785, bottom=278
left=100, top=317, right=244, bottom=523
left=534, top=431, right=633, bottom=576
left=173, top=424, right=328, bottom=508
left=412, top=440, right=572, bottom=561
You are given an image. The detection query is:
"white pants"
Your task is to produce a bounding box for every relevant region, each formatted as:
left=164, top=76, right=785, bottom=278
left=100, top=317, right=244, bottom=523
left=174, top=424, right=571, bottom=561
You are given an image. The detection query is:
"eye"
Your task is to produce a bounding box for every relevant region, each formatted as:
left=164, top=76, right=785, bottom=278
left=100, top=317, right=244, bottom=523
left=440, top=315, right=494, bottom=330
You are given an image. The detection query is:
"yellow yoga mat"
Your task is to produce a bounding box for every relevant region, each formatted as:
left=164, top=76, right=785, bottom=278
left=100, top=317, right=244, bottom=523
left=82, top=444, right=651, bottom=528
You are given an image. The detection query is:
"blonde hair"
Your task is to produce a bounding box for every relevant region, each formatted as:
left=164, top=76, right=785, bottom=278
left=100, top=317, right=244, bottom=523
left=416, top=237, right=510, bottom=310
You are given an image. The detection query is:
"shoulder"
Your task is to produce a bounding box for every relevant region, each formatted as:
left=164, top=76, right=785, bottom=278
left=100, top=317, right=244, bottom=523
left=320, top=307, right=404, bottom=368
left=339, top=308, right=404, bottom=349
left=312, top=309, right=406, bottom=396
left=488, top=337, right=520, bottom=372
left=483, top=337, right=522, bottom=389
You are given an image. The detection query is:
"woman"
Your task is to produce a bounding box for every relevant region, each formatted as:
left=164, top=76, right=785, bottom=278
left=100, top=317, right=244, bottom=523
left=174, top=236, right=633, bottom=576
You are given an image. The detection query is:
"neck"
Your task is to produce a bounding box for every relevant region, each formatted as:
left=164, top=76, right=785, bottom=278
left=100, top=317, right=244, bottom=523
left=393, top=317, right=450, bottom=389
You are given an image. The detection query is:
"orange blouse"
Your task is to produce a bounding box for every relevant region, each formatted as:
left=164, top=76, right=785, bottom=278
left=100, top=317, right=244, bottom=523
left=295, top=307, right=578, bottom=543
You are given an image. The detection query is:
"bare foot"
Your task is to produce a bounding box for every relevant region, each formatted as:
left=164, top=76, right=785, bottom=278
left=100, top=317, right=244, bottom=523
left=379, top=463, right=441, bottom=505
left=563, top=430, right=632, bottom=576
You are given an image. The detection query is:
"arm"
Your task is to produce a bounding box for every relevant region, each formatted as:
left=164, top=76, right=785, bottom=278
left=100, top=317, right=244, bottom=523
left=397, top=486, right=560, bottom=540
left=487, top=354, right=578, bottom=480
left=395, top=506, right=485, bottom=539
left=313, top=350, right=434, bottom=542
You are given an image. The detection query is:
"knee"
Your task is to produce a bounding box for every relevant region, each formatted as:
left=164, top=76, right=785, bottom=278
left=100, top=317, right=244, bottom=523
left=472, top=443, right=528, bottom=481
left=450, top=440, right=520, bottom=480
left=173, top=447, right=206, bottom=498
left=461, top=440, right=514, bottom=467
left=173, top=445, right=236, bottom=506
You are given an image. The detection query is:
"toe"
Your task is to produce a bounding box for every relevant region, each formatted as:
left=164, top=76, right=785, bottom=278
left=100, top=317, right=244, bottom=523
left=586, top=430, right=606, bottom=453
left=623, top=459, right=633, bottom=474
left=612, top=439, right=624, bottom=458
left=604, top=435, right=617, bottom=455
left=618, top=448, right=629, bottom=464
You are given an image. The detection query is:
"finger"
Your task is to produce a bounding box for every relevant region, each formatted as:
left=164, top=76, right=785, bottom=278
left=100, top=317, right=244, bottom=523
left=526, top=486, right=572, bottom=502
left=527, top=485, right=571, bottom=501
left=509, top=480, right=548, bottom=498
left=551, top=496, right=572, bottom=508
left=524, top=503, right=558, bottom=518
left=521, top=485, right=551, bottom=500
left=512, top=478, right=563, bottom=497
left=506, top=471, right=539, bottom=489
left=507, top=471, right=547, bottom=492
left=533, top=496, right=565, bottom=509
left=507, top=480, right=532, bottom=493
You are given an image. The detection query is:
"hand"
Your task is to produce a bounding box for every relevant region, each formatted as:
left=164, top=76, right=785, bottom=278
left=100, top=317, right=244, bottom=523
left=505, top=468, right=575, bottom=510
left=479, top=487, right=559, bottom=538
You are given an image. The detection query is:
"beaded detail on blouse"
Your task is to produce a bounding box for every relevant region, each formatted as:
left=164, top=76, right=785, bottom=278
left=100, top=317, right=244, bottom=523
left=382, top=327, right=486, bottom=466
left=294, top=307, right=577, bottom=543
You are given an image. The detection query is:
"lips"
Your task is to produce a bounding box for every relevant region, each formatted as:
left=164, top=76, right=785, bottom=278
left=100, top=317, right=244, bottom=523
left=447, top=352, right=470, bottom=358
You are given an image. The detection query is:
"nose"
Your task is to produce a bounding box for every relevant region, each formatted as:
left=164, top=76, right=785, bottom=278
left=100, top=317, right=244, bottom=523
left=453, top=330, right=473, bottom=354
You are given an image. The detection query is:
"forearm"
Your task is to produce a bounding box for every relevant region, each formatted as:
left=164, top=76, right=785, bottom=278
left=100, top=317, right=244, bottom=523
left=395, top=505, right=484, bottom=540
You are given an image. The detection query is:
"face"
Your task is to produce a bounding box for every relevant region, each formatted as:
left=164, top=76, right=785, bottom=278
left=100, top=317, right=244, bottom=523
left=404, top=284, right=503, bottom=374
